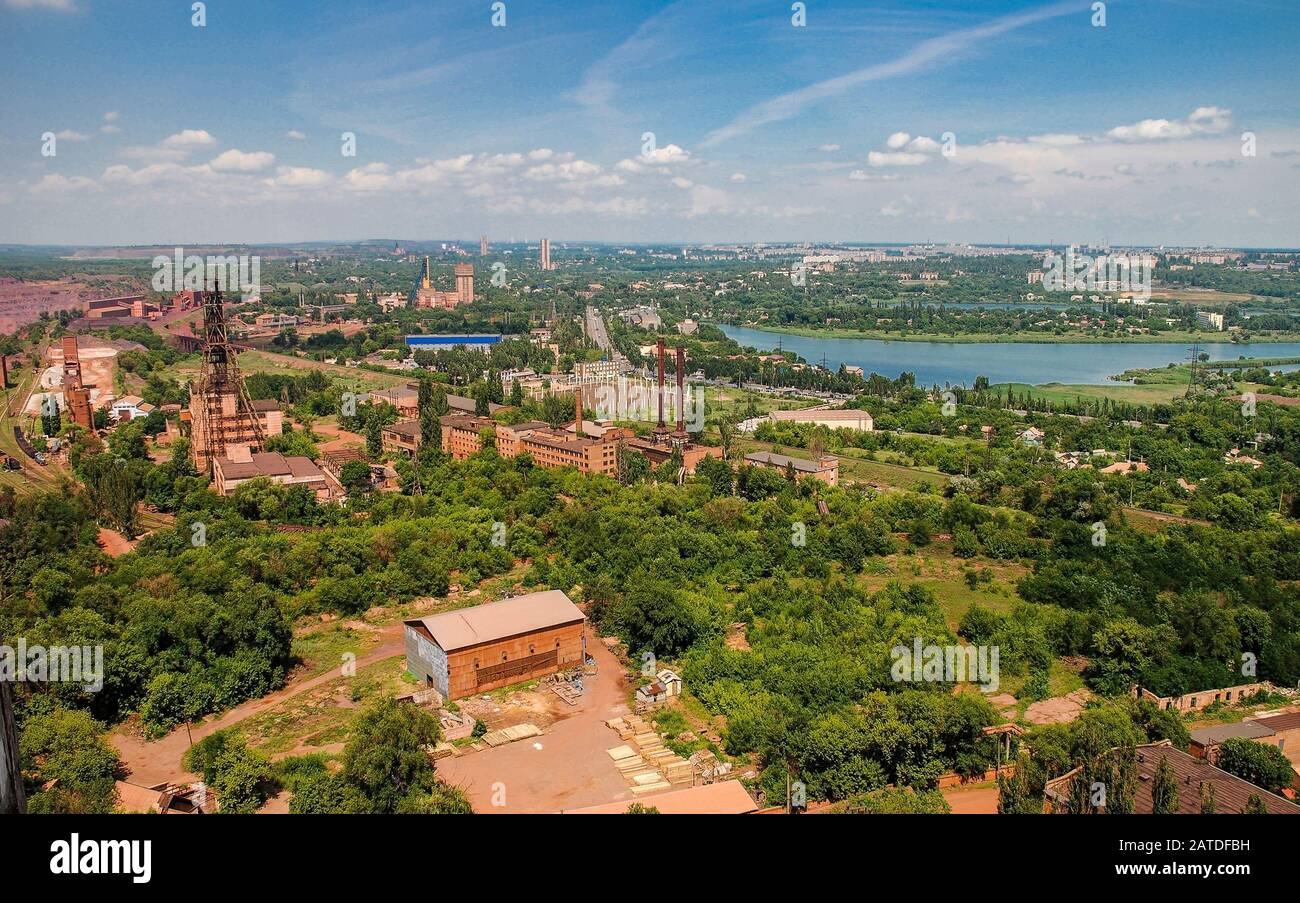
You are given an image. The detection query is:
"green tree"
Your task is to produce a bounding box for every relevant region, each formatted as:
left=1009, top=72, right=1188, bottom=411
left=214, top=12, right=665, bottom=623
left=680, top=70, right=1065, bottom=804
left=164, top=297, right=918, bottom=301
left=342, top=698, right=442, bottom=814
left=339, top=459, right=372, bottom=494
left=1215, top=738, right=1294, bottom=795
left=1150, top=756, right=1180, bottom=814
left=1243, top=793, right=1269, bottom=814
left=19, top=707, right=120, bottom=814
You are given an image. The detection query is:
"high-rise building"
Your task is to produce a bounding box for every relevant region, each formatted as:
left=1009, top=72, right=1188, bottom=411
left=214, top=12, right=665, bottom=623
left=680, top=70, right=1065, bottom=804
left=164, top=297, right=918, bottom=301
left=540, top=238, right=552, bottom=271
left=480, top=235, right=488, bottom=257
left=454, top=264, right=475, bottom=305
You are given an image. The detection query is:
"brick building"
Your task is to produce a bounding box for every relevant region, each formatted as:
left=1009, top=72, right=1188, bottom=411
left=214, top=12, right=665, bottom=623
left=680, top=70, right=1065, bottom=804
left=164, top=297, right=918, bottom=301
left=743, top=450, right=840, bottom=486
left=1044, top=741, right=1300, bottom=814
left=404, top=590, right=586, bottom=701
left=381, top=419, right=423, bottom=456
left=211, top=447, right=333, bottom=498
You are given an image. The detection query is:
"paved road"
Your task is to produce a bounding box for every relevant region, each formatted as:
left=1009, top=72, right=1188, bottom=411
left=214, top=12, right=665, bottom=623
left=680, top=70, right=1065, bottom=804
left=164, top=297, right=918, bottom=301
left=585, top=305, right=631, bottom=372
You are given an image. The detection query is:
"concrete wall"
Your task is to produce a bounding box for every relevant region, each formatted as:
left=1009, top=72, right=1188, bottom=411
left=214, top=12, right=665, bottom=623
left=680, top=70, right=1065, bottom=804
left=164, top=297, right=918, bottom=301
left=404, top=625, right=449, bottom=700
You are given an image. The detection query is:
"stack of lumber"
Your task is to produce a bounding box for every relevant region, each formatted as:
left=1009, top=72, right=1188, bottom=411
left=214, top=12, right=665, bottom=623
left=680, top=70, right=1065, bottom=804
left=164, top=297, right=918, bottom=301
left=480, top=722, right=542, bottom=748
left=604, top=717, right=635, bottom=741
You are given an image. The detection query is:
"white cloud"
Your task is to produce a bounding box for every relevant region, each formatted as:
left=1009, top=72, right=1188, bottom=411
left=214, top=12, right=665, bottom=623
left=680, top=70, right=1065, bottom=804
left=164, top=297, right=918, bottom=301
left=29, top=173, right=97, bottom=195
left=1107, top=106, right=1232, bottom=142
left=619, top=144, right=692, bottom=173
left=209, top=149, right=275, bottom=172
left=528, top=148, right=555, bottom=161
left=162, top=129, right=216, bottom=149
left=101, top=163, right=196, bottom=186
left=868, top=151, right=929, bottom=167
left=343, top=162, right=393, bottom=191
left=5, top=0, right=78, bottom=10
left=54, top=130, right=90, bottom=142
left=525, top=160, right=602, bottom=181
left=687, top=184, right=729, bottom=217
left=817, top=144, right=841, bottom=153
left=100, top=112, right=121, bottom=134
left=703, top=2, right=1084, bottom=146
left=729, top=172, right=747, bottom=183
left=885, top=132, right=911, bottom=150
left=264, top=166, right=331, bottom=189
left=119, top=145, right=188, bottom=163
left=284, top=130, right=307, bottom=141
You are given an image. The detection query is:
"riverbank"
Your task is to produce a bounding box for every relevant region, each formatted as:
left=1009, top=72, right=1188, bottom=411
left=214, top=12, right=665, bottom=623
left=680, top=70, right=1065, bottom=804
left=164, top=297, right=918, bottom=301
left=718, top=325, right=1300, bottom=389
left=722, top=323, right=1300, bottom=345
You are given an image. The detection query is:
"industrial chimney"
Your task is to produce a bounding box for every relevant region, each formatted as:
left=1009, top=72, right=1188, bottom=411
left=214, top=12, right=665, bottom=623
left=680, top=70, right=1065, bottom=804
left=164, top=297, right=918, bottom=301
left=655, top=338, right=666, bottom=432
left=574, top=387, right=584, bottom=438
left=675, top=346, right=686, bottom=434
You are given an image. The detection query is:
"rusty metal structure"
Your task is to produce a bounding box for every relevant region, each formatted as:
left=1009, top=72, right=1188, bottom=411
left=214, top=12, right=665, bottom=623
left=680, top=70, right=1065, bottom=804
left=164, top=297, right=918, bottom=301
left=189, top=278, right=265, bottom=472
left=61, top=336, right=94, bottom=430
left=654, top=337, right=668, bottom=440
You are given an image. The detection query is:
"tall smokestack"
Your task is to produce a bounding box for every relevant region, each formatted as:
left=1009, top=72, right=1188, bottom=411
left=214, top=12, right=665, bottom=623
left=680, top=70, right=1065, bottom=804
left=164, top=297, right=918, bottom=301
left=675, top=346, right=685, bottom=433
left=574, top=386, right=584, bottom=438
left=656, top=338, right=666, bottom=430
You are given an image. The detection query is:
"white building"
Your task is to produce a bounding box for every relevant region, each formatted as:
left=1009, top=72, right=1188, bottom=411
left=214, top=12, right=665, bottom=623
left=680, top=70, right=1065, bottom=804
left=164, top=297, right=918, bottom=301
left=111, top=395, right=155, bottom=422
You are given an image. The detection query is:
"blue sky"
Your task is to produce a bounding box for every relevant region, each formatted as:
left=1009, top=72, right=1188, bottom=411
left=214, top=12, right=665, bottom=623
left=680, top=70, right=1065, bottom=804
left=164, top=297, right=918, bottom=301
left=3, top=0, right=1299, bottom=246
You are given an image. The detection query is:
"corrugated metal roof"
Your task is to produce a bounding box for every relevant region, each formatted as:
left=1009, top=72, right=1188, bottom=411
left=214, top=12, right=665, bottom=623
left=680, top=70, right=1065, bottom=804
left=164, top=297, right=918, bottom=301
left=1189, top=721, right=1275, bottom=745
left=410, top=590, right=585, bottom=653
left=1253, top=712, right=1300, bottom=733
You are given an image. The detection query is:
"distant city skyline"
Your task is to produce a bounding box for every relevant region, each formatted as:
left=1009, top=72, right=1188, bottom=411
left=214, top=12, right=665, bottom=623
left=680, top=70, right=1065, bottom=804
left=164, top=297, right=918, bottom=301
left=4, top=0, right=1299, bottom=247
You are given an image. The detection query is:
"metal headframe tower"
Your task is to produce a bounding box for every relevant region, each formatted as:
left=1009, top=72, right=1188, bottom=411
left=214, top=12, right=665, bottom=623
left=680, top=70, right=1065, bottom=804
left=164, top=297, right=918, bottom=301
left=194, top=276, right=264, bottom=465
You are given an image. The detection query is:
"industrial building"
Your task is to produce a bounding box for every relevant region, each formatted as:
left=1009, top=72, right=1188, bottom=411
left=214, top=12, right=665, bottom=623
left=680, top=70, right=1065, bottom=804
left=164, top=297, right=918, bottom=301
left=211, top=448, right=334, bottom=498
left=439, top=340, right=721, bottom=478
left=109, top=395, right=155, bottom=422
left=405, top=334, right=502, bottom=353
left=1044, top=741, right=1300, bottom=814
left=404, top=590, right=586, bottom=701
left=440, top=412, right=627, bottom=476
left=59, top=337, right=95, bottom=430
left=381, top=419, right=423, bottom=456
left=187, top=283, right=282, bottom=472
left=744, top=450, right=840, bottom=486
left=411, top=257, right=474, bottom=309
left=769, top=408, right=874, bottom=432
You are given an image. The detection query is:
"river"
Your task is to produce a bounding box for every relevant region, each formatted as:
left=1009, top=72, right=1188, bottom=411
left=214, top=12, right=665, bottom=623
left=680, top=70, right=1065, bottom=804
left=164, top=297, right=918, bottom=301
left=719, top=325, right=1300, bottom=387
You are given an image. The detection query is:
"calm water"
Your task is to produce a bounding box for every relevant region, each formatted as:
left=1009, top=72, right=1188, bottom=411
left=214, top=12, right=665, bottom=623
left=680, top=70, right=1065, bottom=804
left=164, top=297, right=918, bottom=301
left=720, top=325, right=1300, bottom=387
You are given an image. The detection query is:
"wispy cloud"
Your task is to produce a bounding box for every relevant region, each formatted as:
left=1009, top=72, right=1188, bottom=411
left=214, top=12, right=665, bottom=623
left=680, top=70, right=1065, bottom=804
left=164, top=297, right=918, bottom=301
left=702, top=0, right=1089, bottom=147
left=5, top=0, right=79, bottom=11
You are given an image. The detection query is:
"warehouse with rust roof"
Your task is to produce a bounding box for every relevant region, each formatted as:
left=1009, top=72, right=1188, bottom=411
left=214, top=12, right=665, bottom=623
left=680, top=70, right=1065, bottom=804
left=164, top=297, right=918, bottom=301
left=404, top=590, right=587, bottom=701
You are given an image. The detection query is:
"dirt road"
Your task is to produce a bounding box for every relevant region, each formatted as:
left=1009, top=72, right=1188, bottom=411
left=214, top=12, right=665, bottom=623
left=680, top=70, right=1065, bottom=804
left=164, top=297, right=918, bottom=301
left=111, top=625, right=405, bottom=786
left=436, top=638, right=634, bottom=813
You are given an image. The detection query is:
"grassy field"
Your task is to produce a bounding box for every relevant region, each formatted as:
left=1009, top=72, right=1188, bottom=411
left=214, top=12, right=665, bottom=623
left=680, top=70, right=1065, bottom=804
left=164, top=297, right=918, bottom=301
left=735, top=436, right=950, bottom=490
left=239, top=655, right=413, bottom=757
left=161, top=348, right=408, bottom=393
left=703, top=386, right=822, bottom=422
left=991, top=379, right=1189, bottom=407
left=858, top=543, right=1029, bottom=629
